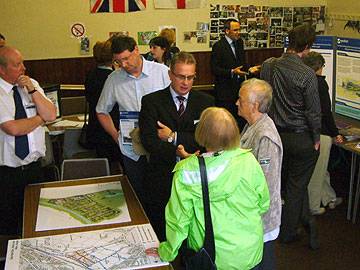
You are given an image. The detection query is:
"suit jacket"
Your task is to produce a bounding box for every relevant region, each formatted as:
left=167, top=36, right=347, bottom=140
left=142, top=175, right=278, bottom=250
left=211, top=37, right=246, bottom=102
left=139, top=87, right=214, bottom=195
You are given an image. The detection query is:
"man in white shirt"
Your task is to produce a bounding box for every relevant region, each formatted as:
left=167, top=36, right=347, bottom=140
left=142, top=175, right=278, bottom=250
left=0, top=46, right=56, bottom=235
left=96, top=36, right=170, bottom=204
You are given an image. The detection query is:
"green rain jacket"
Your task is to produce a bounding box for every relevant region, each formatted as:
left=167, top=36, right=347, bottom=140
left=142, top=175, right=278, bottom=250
left=158, top=148, right=270, bottom=270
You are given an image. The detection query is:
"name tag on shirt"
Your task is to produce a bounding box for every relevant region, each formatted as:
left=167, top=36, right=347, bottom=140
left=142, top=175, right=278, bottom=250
left=259, top=158, right=271, bottom=172
left=25, top=104, right=36, bottom=109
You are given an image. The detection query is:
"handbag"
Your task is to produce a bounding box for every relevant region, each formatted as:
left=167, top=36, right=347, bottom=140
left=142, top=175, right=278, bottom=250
left=184, top=156, right=217, bottom=270
left=78, top=101, right=95, bottom=149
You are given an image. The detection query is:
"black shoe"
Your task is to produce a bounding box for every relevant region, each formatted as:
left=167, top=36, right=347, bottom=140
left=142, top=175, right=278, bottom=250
left=279, top=233, right=301, bottom=244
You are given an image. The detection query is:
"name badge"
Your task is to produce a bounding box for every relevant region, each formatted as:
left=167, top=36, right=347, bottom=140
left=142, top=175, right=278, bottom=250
left=25, top=103, right=36, bottom=109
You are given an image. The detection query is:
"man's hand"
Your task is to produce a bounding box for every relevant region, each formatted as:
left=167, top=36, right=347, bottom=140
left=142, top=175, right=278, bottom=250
left=17, top=75, right=35, bottom=92
left=232, top=66, right=248, bottom=76
left=334, top=135, right=344, bottom=144
left=314, top=141, right=320, bottom=151
left=157, top=121, right=172, bottom=142
left=248, top=65, right=261, bottom=74
left=176, top=144, right=200, bottom=159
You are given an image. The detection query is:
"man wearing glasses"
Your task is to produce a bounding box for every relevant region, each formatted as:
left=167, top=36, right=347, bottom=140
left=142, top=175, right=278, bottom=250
left=96, top=36, right=170, bottom=205
left=139, top=52, right=214, bottom=240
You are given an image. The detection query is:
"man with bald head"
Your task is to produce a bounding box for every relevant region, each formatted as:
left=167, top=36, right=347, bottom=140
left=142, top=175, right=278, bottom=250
left=0, top=46, right=56, bottom=235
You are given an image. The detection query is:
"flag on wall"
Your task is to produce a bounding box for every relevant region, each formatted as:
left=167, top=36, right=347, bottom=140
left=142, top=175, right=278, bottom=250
left=154, top=0, right=206, bottom=9
left=90, top=0, right=146, bottom=13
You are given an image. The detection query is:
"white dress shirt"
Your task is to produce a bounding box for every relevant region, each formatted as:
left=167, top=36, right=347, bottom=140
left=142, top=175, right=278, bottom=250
left=0, top=77, right=47, bottom=167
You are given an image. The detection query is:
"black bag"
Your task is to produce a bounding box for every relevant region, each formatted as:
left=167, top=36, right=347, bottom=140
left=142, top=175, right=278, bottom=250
left=184, top=156, right=217, bottom=270
left=78, top=101, right=95, bottom=149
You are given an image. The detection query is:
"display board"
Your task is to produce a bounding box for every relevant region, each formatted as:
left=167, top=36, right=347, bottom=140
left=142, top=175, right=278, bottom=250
left=311, top=36, right=336, bottom=104
left=335, top=37, right=360, bottom=121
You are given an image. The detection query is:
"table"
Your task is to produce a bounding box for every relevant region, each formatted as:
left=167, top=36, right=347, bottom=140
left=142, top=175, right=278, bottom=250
left=46, top=114, right=84, bottom=135
left=338, top=140, right=360, bottom=223
left=338, top=124, right=360, bottom=223
left=22, top=175, right=172, bottom=270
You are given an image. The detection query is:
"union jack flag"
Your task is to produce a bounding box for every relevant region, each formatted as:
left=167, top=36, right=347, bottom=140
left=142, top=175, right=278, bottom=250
left=90, top=0, right=146, bottom=13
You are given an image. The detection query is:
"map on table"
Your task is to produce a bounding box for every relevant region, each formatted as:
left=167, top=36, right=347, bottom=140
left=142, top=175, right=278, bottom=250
left=36, top=181, right=131, bottom=231
left=5, top=223, right=169, bottom=270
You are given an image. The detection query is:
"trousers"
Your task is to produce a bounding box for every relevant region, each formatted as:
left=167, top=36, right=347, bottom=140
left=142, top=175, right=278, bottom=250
left=279, top=131, right=319, bottom=240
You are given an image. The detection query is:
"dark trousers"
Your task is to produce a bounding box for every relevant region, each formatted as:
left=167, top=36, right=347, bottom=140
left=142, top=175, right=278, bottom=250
left=0, top=161, right=43, bottom=235
left=279, top=132, right=319, bottom=241
left=143, top=171, right=173, bottom=242
left=256, top=240, right=276, bottom=270
left=122, top=155, right=147, bottom=206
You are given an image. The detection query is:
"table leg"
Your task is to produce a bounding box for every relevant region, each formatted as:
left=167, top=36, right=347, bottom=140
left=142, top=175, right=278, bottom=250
left=347, top=153, right=357, bottom=220
left=352, top=162, right=360, bottom=224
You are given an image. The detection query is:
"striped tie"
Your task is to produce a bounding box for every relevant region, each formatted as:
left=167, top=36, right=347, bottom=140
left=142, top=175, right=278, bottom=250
left=177, top=96, right=185, bottom=116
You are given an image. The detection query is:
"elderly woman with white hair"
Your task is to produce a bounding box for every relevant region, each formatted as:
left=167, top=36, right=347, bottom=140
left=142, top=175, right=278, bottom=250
left=158, top=107, right=270, bottom=270
left=237, top=78, right=283, bottom=270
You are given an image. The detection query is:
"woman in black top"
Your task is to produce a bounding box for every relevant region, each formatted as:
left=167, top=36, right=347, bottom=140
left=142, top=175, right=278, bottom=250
left=303, top=52, right=344, bottom=215
left=85, top=40, right=122, bottom=171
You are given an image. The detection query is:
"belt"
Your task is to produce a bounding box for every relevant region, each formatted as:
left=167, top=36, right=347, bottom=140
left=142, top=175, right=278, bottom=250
left=276, top=126, right=309, bottom=134
left=0, top=160, right=41, bottom=171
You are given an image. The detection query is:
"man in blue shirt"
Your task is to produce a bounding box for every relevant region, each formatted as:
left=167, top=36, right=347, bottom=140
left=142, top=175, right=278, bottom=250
left=96, top=36, right=170, bottom=204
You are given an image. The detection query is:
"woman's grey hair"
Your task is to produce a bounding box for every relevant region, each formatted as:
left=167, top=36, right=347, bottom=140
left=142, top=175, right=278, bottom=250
left=240, top=78, right=273, bottom=113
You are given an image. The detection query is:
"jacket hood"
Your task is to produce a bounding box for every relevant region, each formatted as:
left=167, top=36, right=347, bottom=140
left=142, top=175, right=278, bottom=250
left=172, top=148, right=255, bottom=201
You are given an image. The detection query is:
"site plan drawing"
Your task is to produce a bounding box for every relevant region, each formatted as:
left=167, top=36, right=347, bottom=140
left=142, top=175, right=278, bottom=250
left=36, top=181, right=131, bottom=231
left=5, top=224, right=169, bottom=270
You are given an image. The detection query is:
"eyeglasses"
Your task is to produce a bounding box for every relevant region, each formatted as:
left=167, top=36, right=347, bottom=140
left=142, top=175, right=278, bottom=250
left=171, top=71, right=196, bottom=81
left=113, top=49, right=135, bottom=66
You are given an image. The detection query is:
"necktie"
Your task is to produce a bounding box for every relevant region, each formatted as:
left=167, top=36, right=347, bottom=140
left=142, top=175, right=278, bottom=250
left=13, top=86, right=30, bottom=159
left=231, top=41, right=237, bottom=58
left=176, top=96, right=185, bottom=116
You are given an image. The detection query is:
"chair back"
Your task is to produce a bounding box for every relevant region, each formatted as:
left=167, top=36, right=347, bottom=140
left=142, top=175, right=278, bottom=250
left=63, top=128, right=96, bottom=159
left=61, top=158, right=110, bottom=180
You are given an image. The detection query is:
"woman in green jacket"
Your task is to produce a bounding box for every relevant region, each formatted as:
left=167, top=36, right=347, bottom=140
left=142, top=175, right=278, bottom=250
left=158, top=107, right=270, bottom=270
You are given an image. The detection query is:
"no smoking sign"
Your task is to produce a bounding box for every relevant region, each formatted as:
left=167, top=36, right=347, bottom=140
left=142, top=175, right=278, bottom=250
left=70, top=23, right=85, bottom=38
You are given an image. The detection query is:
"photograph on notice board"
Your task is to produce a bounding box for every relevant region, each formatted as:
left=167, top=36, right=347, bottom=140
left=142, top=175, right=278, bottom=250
left=137, top=31, right=157, bottom=45
left=208, top=4, right=326, bottom=48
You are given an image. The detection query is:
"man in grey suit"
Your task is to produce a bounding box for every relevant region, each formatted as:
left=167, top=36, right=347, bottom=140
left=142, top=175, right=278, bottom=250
left=139, top=52, right=214, bottom=240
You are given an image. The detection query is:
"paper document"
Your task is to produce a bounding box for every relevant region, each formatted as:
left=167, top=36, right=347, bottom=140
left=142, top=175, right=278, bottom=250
left=6, top=224, right=168, bottom=270
left=119, top=111, right=139, bottom=145
left=36, top=181, right=131, bottom=231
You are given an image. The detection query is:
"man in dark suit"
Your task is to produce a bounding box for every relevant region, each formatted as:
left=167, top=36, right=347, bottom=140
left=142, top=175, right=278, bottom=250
left=211, top=18, right=249, bottom=129
left=139, top=52, right=214, bottom=240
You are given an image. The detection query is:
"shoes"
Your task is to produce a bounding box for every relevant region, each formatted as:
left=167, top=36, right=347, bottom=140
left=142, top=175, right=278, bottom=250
left=328, top=197, right=343, bottom=209
left=311, top=207, right=326, bottom=215
left=279, top=233, right=301, bottom=244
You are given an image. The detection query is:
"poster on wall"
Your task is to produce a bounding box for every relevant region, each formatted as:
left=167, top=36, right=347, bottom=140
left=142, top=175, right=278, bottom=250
left=209, top=4, right=325, bottom=49
left=137, top=31, right=157, bottom=45
left=311, top=36, right=336, bottom=104
left=335, top=37, right=360, bottom=121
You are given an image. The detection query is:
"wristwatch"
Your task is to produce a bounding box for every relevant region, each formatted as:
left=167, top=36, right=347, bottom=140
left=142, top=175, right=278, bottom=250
left=28, top=89, right=37, bottom=94
left=167, top=131, right=175, bottom=143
